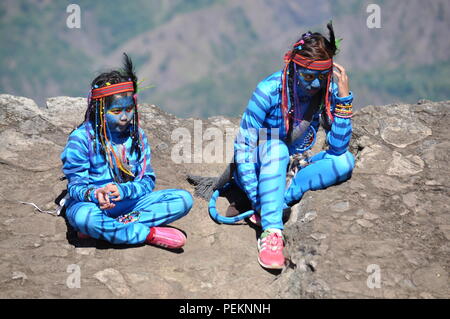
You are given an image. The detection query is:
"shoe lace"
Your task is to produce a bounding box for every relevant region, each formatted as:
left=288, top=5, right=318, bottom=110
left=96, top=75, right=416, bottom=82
left=262, top=231, right=283, bottom=252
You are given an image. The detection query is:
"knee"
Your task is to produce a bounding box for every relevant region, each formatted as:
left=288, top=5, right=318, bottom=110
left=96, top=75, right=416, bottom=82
left=177, top=190, right=194, bottom=214
left=259, top=139, right=289, bottom=162
left=333, top=150, right=355, bottom=179
left=66, top=202, right=99, bottom=231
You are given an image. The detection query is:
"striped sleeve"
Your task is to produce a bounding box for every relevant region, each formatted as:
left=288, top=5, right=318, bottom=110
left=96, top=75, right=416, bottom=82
left=61, top=128, right=98, bottom=203
left=116, top=129, right=156, bottom=200
left=234, top=80, right=272, bottom=209
left=326, top=83, right=354, bottom=155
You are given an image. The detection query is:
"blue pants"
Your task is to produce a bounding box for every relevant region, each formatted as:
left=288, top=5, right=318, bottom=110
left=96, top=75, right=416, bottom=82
left=236, top=139, right=355, bottom=230
left=65, top=189, right=193, bottom=245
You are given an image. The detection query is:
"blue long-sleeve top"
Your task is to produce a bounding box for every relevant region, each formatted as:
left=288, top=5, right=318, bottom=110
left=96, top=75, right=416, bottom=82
left=234, top=70, right=353, bottom=207
left=61, top=122, right=156, bottom=206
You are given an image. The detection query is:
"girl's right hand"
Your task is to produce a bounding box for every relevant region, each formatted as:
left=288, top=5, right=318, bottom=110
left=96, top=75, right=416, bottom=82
left=95, top=187, right=116, bottom=210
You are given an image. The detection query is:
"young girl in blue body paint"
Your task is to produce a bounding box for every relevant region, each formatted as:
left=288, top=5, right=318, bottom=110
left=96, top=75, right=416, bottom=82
left=61, top=54, right=193, bottom=249
left=234, top=22, right=355, bottom=269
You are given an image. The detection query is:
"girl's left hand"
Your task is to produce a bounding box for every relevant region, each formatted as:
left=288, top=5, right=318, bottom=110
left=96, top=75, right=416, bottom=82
left=104, top=183, right=122, bottom=202
left=333, top=62, right=350, bottom=97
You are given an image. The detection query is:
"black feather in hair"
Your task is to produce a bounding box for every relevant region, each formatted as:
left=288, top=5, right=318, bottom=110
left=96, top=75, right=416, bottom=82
left=327, top=21, right=337, bottom=55
left=122, top=52, right=138, bottom=92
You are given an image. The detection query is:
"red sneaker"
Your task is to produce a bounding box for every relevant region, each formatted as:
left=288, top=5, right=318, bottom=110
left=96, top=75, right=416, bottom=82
left=257, top=229, right=285, bottom=269
left=146, top=227, right=186, bottom=249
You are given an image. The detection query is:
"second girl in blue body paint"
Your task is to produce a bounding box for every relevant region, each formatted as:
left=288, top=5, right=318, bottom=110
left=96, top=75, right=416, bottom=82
left=234, top=22, right=355, bottom=270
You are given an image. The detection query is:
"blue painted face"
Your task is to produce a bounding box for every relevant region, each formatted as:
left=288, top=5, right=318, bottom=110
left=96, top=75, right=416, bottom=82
left=105, top=95, right=135, bottom=134
left=296, top=67, right=330, bottom=96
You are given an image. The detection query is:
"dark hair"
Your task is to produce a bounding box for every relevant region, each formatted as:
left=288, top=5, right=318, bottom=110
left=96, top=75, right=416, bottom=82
left=294, top=22, right=337, bottom=60
left=88, top=53, right=138, bottom=113
left=286, top=22, right=337, bottom=134
left=84, top=53, right=142, bottom=181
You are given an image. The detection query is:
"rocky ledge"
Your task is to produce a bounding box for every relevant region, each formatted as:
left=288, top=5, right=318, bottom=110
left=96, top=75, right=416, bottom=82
left=0, top=94, right=448, bottom=299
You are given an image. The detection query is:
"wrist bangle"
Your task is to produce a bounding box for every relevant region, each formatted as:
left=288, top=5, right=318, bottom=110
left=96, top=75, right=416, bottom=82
left=334, top=104, right=353, bottom=118
left=335, top=104, right=352, bottom=110
left=84, top=187, right=96, bottom=202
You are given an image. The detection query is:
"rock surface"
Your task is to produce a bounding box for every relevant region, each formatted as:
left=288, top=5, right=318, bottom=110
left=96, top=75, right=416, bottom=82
left=271, top=100, right=450, bottom=298
left=0, top=94, right=448, bottom=299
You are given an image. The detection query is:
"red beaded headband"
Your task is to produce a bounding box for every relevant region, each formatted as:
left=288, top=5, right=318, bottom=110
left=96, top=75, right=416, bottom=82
left=91, top=81, right=135, bottom=100
left=284, top=52, right=333, bottom=70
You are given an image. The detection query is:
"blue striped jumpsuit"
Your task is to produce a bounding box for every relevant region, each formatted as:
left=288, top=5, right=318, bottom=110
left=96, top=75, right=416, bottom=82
left=61, top=123, right=193, bottom=244
left=234, top=70, right=355, bottom=231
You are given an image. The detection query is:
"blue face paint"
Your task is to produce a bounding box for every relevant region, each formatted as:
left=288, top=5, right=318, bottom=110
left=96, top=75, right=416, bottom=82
left=296, top=67, right=330, bottom=96
left=105, top=95, right=135, bottom=134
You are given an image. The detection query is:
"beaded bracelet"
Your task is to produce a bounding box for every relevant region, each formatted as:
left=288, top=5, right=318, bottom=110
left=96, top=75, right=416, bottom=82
left=335, top=104, right=353, bottom=118
left=84, top=187, right=96, bottom=202
left=336, top=104, right=352, bottom=109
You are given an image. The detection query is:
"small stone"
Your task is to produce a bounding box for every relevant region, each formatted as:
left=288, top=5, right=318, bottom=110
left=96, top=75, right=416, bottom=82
left=301, top=211, right=317, bottom=223
left=356, top=219, right=374, bottom=228
left=345, top=274, right=351, bottom=281
left=12, top=271, right=27, bottom=285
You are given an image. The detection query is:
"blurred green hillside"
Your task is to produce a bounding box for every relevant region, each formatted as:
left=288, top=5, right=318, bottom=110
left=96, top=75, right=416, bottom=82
left=1, top=0, right=449, bottom=118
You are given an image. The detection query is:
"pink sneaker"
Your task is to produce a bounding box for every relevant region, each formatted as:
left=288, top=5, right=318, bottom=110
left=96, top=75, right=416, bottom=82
left=257, top=229, right=285, bottom=269
left=146, top=227, right=186, bottom=249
